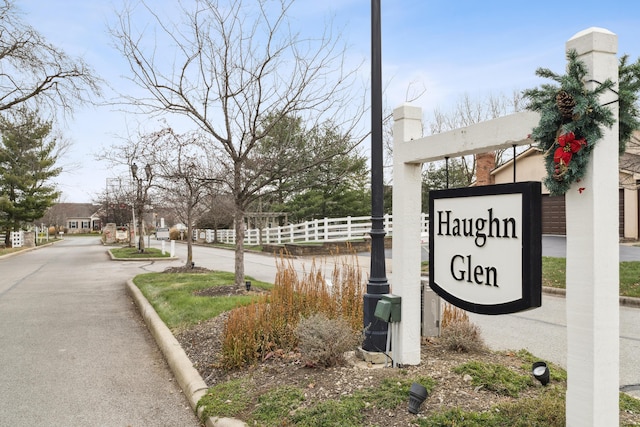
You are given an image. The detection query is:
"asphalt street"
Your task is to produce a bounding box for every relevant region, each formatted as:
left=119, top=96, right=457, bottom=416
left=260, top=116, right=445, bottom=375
left=0, top=238, right=200, bottom=427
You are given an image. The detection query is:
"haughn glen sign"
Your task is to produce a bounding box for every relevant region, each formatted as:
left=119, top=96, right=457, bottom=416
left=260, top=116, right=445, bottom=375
left=429, top=182, right=542, bottom=315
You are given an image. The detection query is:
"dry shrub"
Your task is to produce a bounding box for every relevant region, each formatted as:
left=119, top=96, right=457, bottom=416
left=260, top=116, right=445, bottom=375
left=169, top=227, right=182, bottom=240
left=295, top=313, right=360, bottom=367
left=220, top=254, right=365, bottom=370
left=439, top=320, right=486, bottom=353
left=441, top=303, right=469, bottom=329
left=439, top=303, right=485, bottom=353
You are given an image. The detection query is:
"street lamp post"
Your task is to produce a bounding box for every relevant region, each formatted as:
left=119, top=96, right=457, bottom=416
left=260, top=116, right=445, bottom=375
left=362, top=0, right=390, bottom=352
left=131, top=162, right=153, bottom=253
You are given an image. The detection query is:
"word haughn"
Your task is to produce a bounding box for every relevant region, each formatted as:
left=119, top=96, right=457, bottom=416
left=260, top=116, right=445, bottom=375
left=436, top=208, right=518, bottom=287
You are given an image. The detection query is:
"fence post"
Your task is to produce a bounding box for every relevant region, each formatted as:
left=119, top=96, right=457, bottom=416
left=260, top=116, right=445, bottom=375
left=392, top=104, right=424, bottom=365
left=564, top=28, right=619, bottom=427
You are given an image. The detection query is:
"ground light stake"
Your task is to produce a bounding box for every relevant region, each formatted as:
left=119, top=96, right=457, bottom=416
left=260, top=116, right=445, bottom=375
left=408, top=382, right=428, bottom=414
left=532, top=361, right=550, bottom=386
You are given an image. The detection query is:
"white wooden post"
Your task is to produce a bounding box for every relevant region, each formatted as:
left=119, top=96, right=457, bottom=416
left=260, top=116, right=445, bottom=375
left=324, top=218, right=329, bottom=241
left=392, top=104, right=424, bottom=365
left=565, top=28, right=620, bottom=427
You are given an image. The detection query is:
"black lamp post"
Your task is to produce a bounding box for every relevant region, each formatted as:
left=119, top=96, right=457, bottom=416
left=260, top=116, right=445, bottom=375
left=362, top=0, right=390, bottom=352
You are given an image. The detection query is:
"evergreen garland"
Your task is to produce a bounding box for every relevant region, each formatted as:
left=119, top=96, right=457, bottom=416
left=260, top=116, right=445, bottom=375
left=619, top=54, right=640, bottom=153
left=523, top=50, right=615, bottom=195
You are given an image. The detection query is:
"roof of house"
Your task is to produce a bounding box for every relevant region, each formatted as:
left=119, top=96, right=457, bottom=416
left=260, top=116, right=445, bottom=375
left=52, top=203, right=101, bottom=219
left=490, top=146, right=542, bottom=176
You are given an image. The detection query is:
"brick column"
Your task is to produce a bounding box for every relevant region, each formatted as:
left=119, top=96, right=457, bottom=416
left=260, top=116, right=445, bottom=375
left=475, top=152, right=495, bottom=186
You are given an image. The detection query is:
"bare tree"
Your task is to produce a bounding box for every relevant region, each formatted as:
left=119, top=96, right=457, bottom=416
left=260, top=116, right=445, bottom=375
left=0, top=1, right=101, bottom=114
left=196, top=191, right=235, bottom=241
left=96, top=131, right=158, bottom=249
left=110, top=0, right=365, bottom=285
left=427, top=91, right=526, bottom=185
left=145, top=127, right=211, bottom=268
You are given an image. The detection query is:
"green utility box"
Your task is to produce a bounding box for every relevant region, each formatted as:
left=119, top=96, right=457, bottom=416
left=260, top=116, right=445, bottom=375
left=374, top=294, right=402, bottom=322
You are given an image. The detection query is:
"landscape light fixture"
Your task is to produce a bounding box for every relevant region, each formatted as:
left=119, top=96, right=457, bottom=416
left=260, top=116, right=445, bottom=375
left=532, top=361, right=550, bottom=386
left=408, top=382, right=428, bottom=414
left=245, top=281, right=251, bottom=291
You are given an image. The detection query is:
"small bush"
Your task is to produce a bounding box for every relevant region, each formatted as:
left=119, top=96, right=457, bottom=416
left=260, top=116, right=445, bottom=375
left=439, top=320, right=486, bottom=353
left=169, top=227, right=182, bottom=240
left=295, top=313, right=360, bottom=367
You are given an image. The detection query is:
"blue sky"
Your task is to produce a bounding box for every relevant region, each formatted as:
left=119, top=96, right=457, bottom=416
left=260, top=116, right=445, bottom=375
left=16, top=0, right=640, bottom=202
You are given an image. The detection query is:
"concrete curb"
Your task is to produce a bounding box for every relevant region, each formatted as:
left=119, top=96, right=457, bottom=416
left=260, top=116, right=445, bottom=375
left=125, top=279, right=247, bottom=427
left=0, top=241, right=56, bottom=259
left=541, top=286, right=640, bottom=308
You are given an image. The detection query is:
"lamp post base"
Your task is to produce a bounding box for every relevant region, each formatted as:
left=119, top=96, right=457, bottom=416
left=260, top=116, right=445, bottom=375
left=362, top=291, right=389, bottom=352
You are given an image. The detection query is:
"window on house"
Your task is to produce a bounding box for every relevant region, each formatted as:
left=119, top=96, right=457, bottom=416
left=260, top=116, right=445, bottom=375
left=81, top=221, right=90, bottom=229
left=69, top=221, right=78, bottom=229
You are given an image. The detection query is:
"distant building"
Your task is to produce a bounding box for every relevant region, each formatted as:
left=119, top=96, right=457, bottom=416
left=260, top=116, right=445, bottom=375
left=40, top=203, right=102, bottom=234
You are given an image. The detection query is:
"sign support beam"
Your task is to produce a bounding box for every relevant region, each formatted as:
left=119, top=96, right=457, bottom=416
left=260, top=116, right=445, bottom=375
left=565, top=28, right=619, bottom=427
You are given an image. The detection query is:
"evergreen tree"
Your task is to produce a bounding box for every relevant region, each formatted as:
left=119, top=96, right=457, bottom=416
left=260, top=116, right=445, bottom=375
left=421, top=158, right=471, bottom=213
left=251, top=116, right=369, bottom=223
left=281, top=122, right=369, bottom=222
left=0, top=108, right=61, bottom=244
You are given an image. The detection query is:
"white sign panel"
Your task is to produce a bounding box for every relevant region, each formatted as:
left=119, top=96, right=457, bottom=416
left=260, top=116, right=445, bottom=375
left=156, top=227, right=170, bottom=241
left=429, top=182, right=541, bottom=314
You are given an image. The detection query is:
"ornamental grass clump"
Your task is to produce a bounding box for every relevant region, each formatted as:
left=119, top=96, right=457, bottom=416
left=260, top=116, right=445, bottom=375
left=220, top=255, right=365, bottom=370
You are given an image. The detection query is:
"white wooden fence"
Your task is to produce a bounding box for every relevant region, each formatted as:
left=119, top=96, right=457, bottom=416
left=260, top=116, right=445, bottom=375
left=197, top=214, right=429, bottom=245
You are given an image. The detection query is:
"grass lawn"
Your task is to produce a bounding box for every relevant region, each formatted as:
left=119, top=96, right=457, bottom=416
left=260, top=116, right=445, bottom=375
left=109, top=247, right=172, bottom=259
left=0, top=247, right=26, bottom=256
left=133, top=271, right=272, bottom=331
left=542, top=257, right=640, bottom=298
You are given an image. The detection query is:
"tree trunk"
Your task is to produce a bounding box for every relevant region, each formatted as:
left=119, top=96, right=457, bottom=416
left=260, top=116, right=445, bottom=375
left=234, top=206, right=245, bottom=286
left=137, top=213, right=145, bottom=252
left=186, top=204, right=193, bottom=268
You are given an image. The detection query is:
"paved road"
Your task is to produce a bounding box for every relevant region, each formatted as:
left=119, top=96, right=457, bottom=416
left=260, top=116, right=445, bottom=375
left=542, top=234, right=640, bottom=261
left=0, top=237, right=200, bottom=427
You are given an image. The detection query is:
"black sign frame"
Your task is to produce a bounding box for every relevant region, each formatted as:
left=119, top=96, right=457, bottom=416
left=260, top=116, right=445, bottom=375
left=429, top=181, right=542, bottom=315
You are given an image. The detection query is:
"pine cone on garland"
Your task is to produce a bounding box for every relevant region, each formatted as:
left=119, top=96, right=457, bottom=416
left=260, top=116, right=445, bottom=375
left=552, top=164, right=568, bottom=182
left=556, top=90, right=576, bottom=121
